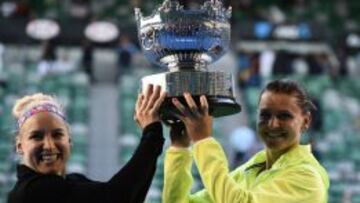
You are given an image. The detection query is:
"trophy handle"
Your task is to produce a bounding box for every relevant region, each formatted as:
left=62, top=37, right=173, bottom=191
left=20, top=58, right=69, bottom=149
left=140, top=28, right=158, bottom=50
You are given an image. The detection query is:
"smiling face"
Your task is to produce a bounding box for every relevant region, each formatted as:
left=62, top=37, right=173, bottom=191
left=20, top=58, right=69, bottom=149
left=257, top=91, right=311, bottom=155
left=16, top=112, right=71, bottom=176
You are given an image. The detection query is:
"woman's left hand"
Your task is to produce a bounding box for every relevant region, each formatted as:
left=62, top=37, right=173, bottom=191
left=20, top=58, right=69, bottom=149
left=134, top=84, right=167, bottom=130
left=172, top=92, right=212, bottom=142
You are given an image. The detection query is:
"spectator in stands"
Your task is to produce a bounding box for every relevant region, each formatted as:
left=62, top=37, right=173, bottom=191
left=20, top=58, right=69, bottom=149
left=37, top=41, right=76, bottom=77
left=163, top=79, right=329, bottom=203
left=336, top=46, right=348, bottom=77
left=116, top=34, right=139, bottom=78
left=37, top=40, right=57, bottom=76
left=272, top=51, right=296, bottom=75
left=306, top=54, right=324, bottom=75
left=81, top=39, right=94, bottom=82
left=8, top=84, right=167, bottom=203
left=237, top=53, right=261, bottom=88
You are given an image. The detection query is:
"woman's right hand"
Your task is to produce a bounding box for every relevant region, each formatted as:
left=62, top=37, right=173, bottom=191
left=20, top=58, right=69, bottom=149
left=134, top=84, right=166, bottom=130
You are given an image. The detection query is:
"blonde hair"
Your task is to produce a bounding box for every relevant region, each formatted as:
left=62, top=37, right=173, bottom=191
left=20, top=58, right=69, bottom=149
left=12, top=93, right=64, bottom=120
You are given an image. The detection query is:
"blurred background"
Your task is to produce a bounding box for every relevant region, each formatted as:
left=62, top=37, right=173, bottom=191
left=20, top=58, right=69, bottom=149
left=0, top=0, right=359, bottom=202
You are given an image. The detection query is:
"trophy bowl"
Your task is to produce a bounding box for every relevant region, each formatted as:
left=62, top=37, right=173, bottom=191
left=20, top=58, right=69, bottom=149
left=135, top=0, right=241, bottom=123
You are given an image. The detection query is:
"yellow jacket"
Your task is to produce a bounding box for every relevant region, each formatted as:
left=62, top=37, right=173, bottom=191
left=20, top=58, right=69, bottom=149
left=163, top=138, right=329, bottom=203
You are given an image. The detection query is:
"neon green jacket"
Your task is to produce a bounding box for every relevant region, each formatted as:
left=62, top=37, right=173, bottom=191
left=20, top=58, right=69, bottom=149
left=163, top=138, right=329, bottom=203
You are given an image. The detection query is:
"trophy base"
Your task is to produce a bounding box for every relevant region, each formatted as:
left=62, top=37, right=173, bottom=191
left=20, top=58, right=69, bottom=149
left=160, top=95, right=241, bottom=123
left=141, top=71, right=241, bottom=123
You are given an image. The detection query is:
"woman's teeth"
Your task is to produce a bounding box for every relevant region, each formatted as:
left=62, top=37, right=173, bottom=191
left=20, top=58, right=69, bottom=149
left=268, top=132, right=284, bottom=138
left=41, top=154, right=58, bottom=163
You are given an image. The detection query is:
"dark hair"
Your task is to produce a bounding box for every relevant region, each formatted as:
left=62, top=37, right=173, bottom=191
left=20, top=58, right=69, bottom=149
left=259, top=79, right=317, bottom=114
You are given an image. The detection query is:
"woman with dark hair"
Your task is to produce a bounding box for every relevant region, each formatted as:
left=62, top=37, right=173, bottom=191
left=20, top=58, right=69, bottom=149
left=163, top=79, right=329, bottom=203
left=8, top=85, right=166, bottom=203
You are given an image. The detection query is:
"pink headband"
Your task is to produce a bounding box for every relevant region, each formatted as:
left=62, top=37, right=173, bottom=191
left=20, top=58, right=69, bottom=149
left=17, top=103, right=66, bottom=128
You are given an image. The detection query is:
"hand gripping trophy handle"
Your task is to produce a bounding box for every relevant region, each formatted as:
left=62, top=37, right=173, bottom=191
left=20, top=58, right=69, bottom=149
left=135, top=0, right=241, bottom=124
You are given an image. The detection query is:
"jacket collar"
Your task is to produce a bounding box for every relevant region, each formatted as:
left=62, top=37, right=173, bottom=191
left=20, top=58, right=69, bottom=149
left=16, top=164, right=39, bottom=180
left=245, top=145, right=313, bottom=171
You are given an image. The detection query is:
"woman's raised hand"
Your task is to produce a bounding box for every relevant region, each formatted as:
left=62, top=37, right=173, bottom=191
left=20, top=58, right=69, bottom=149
left=134, top=84, right=167, bottom=130
left=172, top=92, right=212, bottom=142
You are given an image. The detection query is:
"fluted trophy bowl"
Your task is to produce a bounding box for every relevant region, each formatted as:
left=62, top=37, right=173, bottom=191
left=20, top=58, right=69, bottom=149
left=135, top=0, right=241, bottom=123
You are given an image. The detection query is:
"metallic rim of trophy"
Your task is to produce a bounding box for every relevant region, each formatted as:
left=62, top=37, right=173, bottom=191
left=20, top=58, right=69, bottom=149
left=135, top=0, right=241, bottom=123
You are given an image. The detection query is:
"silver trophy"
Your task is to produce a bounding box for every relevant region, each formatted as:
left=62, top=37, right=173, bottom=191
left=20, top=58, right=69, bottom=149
left=135, top=0, right=241, bottom=122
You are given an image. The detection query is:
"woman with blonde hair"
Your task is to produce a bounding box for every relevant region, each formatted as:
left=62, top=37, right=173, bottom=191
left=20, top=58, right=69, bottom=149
left=8, top=85, right=166, bottom=203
